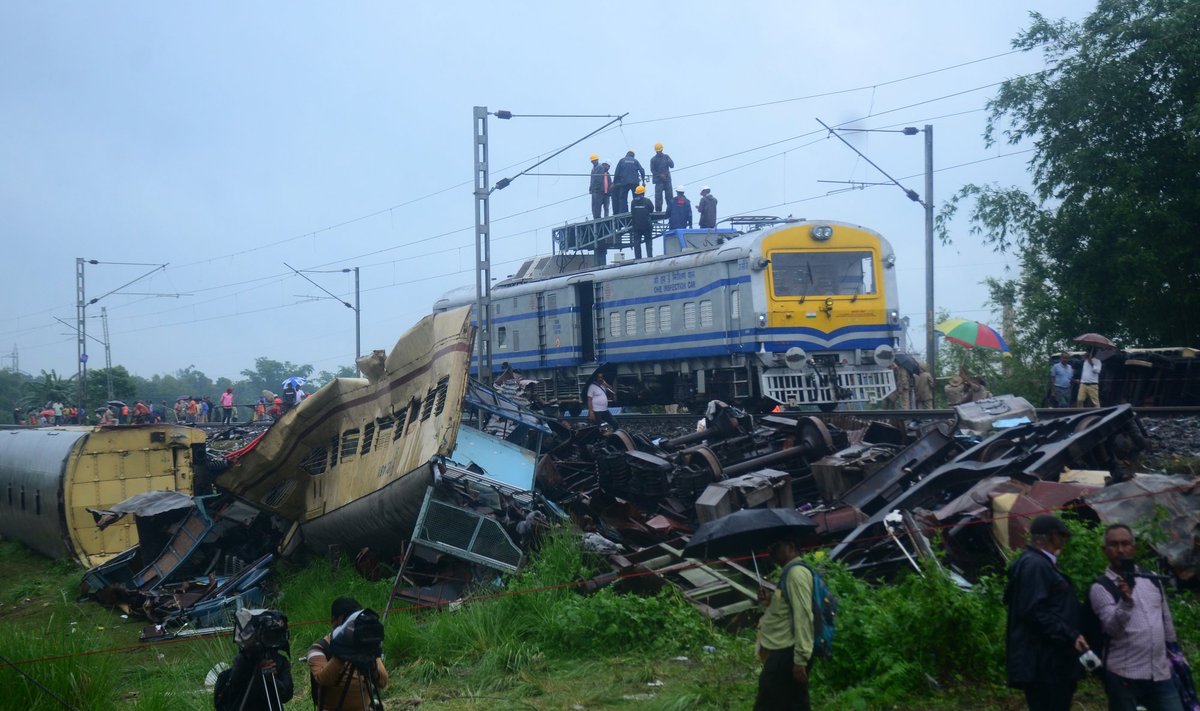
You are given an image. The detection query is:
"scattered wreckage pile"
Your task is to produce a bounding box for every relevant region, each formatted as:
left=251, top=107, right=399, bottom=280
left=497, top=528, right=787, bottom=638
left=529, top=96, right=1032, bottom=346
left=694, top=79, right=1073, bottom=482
left=81, top=391, right=1198, bottom=639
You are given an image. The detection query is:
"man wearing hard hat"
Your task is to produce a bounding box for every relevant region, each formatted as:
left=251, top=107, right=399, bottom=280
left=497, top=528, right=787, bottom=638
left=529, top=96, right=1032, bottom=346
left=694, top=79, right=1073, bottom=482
left=630, top=185, right=655, bottom=259
left=588, top=154, right=610, bottom=219
left=650, top=143, right=674, bottom=212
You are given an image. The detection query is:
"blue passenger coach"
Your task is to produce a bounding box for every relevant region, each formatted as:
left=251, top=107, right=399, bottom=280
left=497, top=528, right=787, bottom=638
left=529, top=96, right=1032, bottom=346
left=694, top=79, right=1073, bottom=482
left=434, top=218, right=900, bottom=411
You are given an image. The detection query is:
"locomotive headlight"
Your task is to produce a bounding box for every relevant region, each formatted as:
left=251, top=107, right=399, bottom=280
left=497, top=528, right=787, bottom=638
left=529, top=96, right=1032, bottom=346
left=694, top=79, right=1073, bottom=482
left=889, top=310, right=900, bottom=324
left=884, top=253, right=896, bottom=268
left=811, top=225, right=833, bottom=241
left=757, top=313, right=767, bottom=327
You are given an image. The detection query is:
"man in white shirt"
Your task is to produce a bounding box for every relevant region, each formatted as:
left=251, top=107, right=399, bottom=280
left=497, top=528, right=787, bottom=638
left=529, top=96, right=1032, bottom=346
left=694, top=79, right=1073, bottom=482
left=587, top=372, right=617, bottom=429
left=1076, top=350, right=1102, bottom=408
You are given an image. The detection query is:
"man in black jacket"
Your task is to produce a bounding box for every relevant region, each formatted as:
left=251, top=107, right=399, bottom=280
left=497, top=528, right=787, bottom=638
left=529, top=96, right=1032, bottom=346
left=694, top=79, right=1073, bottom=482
left=1005, top=514, right=1090, bottom=711
left=697, top=186, right=717, bottom=228
left=630, top=185, right=655, bottom=258
left=611, top=150, right=645, bottom=214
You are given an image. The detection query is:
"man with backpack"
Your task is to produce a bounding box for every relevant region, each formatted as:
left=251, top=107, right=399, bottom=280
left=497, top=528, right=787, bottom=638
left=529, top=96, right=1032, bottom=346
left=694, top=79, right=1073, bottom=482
left=1087, top=524, right=1182, bottom=711
left=755, top=537, right=824, bottom=711
left=1004, top=514, right=1090, bottom=711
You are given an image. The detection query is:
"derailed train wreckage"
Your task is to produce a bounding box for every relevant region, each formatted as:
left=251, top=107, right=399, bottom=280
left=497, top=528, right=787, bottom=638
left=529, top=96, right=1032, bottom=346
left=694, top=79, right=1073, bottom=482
left=7, top=306, right=1196, bottom=637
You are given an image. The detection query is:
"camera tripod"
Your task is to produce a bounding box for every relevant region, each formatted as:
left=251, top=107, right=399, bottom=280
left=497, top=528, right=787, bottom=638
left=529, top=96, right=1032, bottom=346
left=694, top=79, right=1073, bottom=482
left=236, top=658, right=286, bottom=711
left=329, top=656, right=384, bottom=711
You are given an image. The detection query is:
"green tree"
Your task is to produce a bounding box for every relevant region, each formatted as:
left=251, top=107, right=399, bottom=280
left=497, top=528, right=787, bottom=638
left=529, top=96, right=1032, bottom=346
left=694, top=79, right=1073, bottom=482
left=938, top=0, right=1200, bottom=351
left=239, top=358, right=314, bottom=399
left=0, top=369, right=31, bottom=423
left=21, top=369, right=73, bottom=409
left=85, top=365, right=137, bottom=407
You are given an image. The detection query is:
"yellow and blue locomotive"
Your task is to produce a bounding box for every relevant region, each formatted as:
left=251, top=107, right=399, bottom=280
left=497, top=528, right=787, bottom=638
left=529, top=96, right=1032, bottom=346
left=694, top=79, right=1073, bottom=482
left=435, top=218, right=900, bottom=411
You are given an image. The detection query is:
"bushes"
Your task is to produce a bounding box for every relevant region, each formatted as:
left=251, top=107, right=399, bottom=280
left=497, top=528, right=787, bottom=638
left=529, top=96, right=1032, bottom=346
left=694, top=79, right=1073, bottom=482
left=815, top=560, right=1007, bottom=704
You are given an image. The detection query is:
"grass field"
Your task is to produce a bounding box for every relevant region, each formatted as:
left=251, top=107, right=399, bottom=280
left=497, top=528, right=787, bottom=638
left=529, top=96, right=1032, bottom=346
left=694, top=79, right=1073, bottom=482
left=0, top=528, right=1168, bottom=710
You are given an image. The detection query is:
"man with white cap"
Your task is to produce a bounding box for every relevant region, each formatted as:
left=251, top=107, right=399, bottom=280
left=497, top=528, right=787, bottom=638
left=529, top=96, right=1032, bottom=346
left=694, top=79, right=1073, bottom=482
left=697, top=186, right=718, bottom=228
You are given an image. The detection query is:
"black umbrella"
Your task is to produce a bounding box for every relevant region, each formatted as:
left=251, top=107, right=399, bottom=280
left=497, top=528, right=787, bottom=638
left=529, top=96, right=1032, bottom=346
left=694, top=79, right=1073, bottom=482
left=106, top=400, right=126, bottom=409
left=894, top=352, right=922, bottom=376
left=682, top=508, right=817, bottom=580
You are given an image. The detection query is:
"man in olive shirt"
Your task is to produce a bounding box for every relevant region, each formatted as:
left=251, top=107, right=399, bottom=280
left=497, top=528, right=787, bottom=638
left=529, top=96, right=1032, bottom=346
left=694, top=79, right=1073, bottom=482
left=755, top=538, right=815, bottom=711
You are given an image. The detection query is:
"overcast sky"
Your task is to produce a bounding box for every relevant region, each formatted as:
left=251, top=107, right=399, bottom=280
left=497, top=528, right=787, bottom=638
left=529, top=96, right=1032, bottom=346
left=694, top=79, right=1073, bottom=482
left=0, top=1, right=1096, bottom=381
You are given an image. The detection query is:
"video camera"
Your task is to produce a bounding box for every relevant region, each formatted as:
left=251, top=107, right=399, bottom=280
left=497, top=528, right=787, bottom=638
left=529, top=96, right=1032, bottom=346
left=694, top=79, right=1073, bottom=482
left=234, top=608, right=290, bottom=654
left=327, top=608, right=385, bottom=665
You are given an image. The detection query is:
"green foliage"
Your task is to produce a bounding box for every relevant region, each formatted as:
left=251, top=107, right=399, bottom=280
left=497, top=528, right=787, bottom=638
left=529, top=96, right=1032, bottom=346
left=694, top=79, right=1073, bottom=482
left=814, top=560, right=1007, bottom=706
left=937, top=0, right=1200, bottom=349
left=19, top=369, right=72, bottom=410
left=85, top=365, right=138, bottom=406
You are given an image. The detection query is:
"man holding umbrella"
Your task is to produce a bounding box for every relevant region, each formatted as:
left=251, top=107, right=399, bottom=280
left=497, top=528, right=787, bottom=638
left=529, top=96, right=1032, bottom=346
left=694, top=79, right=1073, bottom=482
left=1076, top=349, right=1102, bottom=408
left=755, top=537, right=815, bottom=711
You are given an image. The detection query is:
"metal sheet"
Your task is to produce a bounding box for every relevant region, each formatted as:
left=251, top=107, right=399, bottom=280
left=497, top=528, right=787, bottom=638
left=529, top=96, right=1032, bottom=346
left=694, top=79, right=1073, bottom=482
left=0, top=428, right=86, bottom=558
left=447, top=424, right=537, bottom=491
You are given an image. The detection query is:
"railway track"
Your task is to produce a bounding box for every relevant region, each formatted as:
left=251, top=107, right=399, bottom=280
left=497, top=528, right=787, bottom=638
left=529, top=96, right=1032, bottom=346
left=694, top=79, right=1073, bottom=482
left=560, top=405, right=1200, bottom=432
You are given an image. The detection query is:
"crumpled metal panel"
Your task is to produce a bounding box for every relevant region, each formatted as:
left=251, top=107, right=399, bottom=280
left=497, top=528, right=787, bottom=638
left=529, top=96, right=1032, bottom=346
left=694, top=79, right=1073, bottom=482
left=410, top=487, right=523, bottom=573
left=1086, top=473, right=1200, bottom=579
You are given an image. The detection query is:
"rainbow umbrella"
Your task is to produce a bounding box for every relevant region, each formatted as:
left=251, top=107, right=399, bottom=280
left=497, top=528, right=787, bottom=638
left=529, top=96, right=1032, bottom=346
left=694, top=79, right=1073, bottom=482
left=935, top=319, right=1010, bottom=352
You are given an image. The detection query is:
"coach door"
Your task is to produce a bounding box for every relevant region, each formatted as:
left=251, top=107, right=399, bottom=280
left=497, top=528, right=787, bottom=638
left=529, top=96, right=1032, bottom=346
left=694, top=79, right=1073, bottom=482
left=574, top=281, right=595, bottom=362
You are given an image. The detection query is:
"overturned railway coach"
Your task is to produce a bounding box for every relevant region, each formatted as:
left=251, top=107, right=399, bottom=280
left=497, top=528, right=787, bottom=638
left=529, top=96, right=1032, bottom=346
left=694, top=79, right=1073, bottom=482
left=436, top=219, right=902, bottom=410
left=0, top=425, right=208, bottom=566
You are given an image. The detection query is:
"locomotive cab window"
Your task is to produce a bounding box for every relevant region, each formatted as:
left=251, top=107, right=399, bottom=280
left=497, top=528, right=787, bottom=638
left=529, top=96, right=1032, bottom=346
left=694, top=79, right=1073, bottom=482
left=770, top=251, right=876, bottom=298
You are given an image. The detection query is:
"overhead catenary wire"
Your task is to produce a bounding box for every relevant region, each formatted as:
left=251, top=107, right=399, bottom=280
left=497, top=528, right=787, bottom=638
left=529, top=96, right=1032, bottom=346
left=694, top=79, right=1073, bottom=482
left=6, top=63, right=1037, bottom=330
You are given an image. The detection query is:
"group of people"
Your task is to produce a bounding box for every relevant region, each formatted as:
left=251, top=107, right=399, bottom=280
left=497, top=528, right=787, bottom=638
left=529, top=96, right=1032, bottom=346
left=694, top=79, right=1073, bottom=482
left=588, top=145, right=719, bottom=259
left=884, top=361, right=937, bottom=409
left=1049, top=349, right=1104, bottom=408
left=214, top=596, right=387, bottom=711
left=752, top=514, right=1189, bottom=711
left=1006, top=515, right=1183, bottom=711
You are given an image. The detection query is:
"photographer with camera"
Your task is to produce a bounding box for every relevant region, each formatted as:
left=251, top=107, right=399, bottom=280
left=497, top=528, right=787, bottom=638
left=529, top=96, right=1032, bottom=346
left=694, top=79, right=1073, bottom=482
left=1088, top=524, right=1182, bottom=711
left=213, top=609, right=294, bottom=711
left=308, top=596, right=389, bottom=711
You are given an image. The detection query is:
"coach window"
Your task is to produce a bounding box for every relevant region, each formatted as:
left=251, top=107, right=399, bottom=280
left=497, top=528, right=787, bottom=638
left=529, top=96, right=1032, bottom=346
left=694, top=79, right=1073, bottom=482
left=700, top=300, right=713, bottom=327
left=644, top=307, right=657, bottom=333
left=609, top=311, right=621, bottom=337
left=547, top=293, right=557, bottom=310
left=513, top=330, right=520, bottom=350
left=625, top=310, right=636, bottom=335
left=497, top=326, right=507, bottom=349
left=659, top=305, right=672, bottom=333
left=683, top=302, right=697, bottom=330
left=730, top=290, right=741, bottom=319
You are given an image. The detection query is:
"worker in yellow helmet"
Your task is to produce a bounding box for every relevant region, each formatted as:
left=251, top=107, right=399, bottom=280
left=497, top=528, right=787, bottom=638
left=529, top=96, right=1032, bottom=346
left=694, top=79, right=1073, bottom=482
left=589, top=154, right=609, bottom=219
left=650, top=143, right=674, bottom=212
left=630, top=185, right=655, bottom=259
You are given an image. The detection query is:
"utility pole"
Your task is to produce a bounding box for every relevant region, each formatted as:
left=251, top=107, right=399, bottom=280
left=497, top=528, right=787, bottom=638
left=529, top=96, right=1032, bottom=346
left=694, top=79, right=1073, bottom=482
left=817, top=119, right=936, bottom=376
left=473, top=106, right=493, bottom=381
left=472, top=106, right=627, bottom=383
left=923, top=125, right=936, bottom=379
left=349, top=267, right=361, bottom=376
left=75, top=258, right=88, bottom=415
left=101, top=307, right=113, bottom=400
